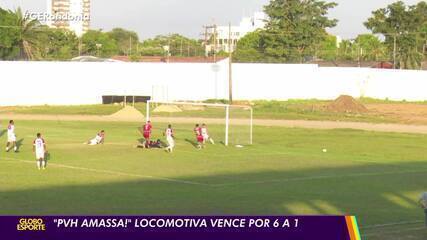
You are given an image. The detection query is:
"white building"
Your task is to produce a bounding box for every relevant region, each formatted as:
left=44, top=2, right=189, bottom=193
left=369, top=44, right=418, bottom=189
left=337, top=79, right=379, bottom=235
left=206, top=12, right=267, bottom=53
left=46, top=0, right=90, bottom=37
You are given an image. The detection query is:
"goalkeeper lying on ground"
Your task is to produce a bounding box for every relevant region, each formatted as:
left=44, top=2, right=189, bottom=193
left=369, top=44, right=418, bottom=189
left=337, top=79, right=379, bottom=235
left=84, top=130, right=106, bottom=145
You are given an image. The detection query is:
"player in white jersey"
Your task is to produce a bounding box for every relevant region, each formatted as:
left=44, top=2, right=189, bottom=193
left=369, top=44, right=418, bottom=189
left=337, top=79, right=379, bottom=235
left=33, top=133, right=47, bottom=170
left=164, top=124, right=175, bottom=153
left=6, top=120, right=17, bottom=152
left=85, top=130, right=106, bottom=146
left=201, top=124, right=215, bottom=145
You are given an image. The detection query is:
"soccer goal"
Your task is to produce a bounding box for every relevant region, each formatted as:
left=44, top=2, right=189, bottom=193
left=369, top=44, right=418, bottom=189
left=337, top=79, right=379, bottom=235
left=146, top=101, right=253, bottom=146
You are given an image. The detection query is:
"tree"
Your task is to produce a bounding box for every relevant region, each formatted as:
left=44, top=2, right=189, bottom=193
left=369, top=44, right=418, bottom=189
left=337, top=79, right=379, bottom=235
left=0, top=7, right=42, bottom=60
left=354, top=34, right=388, bottom=61
left=0, top=8, right=20, bottom=60
left=317, top=34, right=338, bottom=61
left=140, top=34, right=204, bottom=57
left=81, top=30, right=119, bottom=57
left=37, top=28, right=79, bottom=60
left=365, top=1, right=427, bottom=69
left=108, top=28, right=139, bottom=56
left=262, top=0, right=338, bottom=63
left=233, top=31, right=265, bottom=62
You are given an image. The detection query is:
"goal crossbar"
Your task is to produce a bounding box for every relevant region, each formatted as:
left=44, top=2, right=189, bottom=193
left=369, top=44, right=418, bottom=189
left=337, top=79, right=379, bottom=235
left=146, top=100, right=253, bottom=146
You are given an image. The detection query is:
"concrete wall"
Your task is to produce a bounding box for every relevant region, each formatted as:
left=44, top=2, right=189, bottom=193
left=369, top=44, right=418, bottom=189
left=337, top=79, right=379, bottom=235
left=0, top=60, right=426, bottom=106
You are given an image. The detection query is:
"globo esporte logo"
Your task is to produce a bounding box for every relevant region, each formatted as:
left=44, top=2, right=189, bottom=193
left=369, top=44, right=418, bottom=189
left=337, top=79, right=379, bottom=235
left=17, top=218, right=46, bottom=231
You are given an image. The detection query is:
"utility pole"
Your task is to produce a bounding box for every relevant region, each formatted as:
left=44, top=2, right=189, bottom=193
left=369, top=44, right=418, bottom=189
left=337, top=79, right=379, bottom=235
left=213, top=24, right=217, bottom=63
left=423, top=41, right=426, bottom=70
left=202, top=25, right=218, bottom=61
left=129, top=36, right=132, bottom=56
left=78, top=38, right=82, bottom=56
left=180, top=39, right=183, bottom=56
left=228, top=22, right=233, bottom=104
left=358, top=46, right=362, bottom=68
left=393, top=34, right=397, bottom=69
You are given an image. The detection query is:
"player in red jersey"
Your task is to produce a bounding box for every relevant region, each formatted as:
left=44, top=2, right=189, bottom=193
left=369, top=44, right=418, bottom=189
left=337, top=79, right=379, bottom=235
left=194, top=124, right=204, bottom=149
left=139, top=121, right=153, bottom=148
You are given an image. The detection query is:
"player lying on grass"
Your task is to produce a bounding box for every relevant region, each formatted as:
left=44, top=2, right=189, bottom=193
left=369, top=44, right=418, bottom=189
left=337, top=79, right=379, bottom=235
left=194, top=124, right=204, bottom=149
left=164, top=124, right=175, bottom=153
left=201, top=123, right=215, bottom=145
left=85, top=130, right=105, bottom=145
left=5, top=120, right=18, bottom=152
left=136, top=139, right=163, bottom=149
left=33, top=133, right=47, bottom=170
left=139, top=121, right=152, bottom=148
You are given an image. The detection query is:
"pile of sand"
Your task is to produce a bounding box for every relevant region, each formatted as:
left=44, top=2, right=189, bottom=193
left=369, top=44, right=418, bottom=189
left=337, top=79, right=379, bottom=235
left=327, top=95, right=369, bottom=114
left=180, top=105, right=205, bottom=111
left=152, top=105, right=183, bottom=113
left=108, top=106, right=145, bottom=121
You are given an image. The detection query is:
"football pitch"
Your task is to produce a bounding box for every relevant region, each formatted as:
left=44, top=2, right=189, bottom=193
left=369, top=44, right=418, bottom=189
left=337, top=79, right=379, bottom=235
left=1, top=120, right=427, bottom=239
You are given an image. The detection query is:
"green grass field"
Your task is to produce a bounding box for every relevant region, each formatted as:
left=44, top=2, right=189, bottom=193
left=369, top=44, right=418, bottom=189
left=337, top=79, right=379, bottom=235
left=1, top=120, right=427, bottom=239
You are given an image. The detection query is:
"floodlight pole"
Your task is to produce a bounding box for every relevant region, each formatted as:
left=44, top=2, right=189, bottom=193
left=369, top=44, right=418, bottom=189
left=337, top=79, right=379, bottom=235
left=228, top=22, right=233, bottom=104
left=225, top=105, right=230, bottom=146
left=146, top=101, right=150, bottom=122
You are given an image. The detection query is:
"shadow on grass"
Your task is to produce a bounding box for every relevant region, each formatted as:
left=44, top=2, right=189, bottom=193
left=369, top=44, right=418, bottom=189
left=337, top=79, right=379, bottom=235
left=1, top=161, right=427, bottom=239
left=13, top=138, right=24, bottom=152
left=185, top=139, right=199, bottom=148
left=0, top=129, right=6, bottom=138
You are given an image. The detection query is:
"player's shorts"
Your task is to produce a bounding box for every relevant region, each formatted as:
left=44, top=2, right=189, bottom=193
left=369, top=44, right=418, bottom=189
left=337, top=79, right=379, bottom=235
left=202, top=134, right=209, bottom=140
left=7, top=133, right=16, bottom=142
left=35, top=150, right=45, bottom=160
left=197, top=135, right=204, bottom=143
left=167, top=137, right=175, bottom=148
left=89, top=139, right=98, bottom=145
left=143, top=132, right=151, bottom=139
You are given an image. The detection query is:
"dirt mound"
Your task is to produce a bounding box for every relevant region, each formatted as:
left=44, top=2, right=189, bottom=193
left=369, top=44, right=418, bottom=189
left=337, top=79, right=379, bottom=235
left=153, top=105, right=183, bottom=113
left=109, top=106, right=145, bottom=121
left=180, top=105, right=205, bottom=111
left=327, top=95, right=369, bottom=114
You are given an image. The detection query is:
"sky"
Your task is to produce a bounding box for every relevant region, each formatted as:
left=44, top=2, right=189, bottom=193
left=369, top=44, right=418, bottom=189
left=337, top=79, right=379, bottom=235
left=0, top=0, right=424, bottom=40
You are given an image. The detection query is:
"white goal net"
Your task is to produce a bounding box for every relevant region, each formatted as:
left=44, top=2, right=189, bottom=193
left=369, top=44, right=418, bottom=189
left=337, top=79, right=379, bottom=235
left=146, top=101, right=253, bottom=146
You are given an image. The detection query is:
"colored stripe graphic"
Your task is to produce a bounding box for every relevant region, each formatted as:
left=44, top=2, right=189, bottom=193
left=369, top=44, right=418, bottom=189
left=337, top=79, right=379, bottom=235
left=345, top=216, right=362, bottom=240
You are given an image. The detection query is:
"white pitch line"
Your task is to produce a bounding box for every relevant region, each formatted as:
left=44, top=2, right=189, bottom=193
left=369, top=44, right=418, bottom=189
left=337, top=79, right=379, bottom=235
left=4, top=157, right=427, bottom=188
left=362, top=226, right=426, bottom=237
left=361, top=220, right=424, bottom=230
left=2, top=157, right=210, bottom=187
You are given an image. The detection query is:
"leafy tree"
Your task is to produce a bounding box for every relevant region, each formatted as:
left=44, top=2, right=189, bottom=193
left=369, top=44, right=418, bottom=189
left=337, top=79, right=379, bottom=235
left=0, top=8, right=20, bottom=59
left=140, top=34, right=204, bottom=57
left=37, top=28, right=79, bottom=60
left=354, top=34, right=388, bottom=61
left=233, top=31, right=265, bottom=62
left=316, top=34, right=338, bottom=61
left=0, top=7, right=42, bottom=60
left=81, top=30, right=119, bottom=57
left=335, top=39, right=354, bottom=61
left=365, top=1, right=427, bottom=69
left=108, top=28, right=139, bottom=56
left=262, top=0, right=338, bottom=62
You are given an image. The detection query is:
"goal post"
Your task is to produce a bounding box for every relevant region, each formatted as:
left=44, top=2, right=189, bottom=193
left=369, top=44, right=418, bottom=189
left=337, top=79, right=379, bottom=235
left=146, top=100, right=253, bottom=146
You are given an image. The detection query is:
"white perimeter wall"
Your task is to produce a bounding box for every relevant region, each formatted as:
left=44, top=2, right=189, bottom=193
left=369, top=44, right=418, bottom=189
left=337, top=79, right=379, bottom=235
left=0, top=60, right=426, bottom=106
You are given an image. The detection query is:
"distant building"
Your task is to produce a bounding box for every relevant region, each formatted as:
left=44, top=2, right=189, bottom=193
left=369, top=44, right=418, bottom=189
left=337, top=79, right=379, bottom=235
left=205, top=12, right=267, bottom=53
left=46, top=0, right=90, bottom=36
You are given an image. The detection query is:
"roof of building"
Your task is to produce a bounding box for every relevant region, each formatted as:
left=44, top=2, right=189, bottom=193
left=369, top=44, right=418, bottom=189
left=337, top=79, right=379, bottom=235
left=71, top=56, right=123, bottom=62
left=308, top=60, right=393, bottom=69
left=310, top=60, right=427, bottom=70
left=111, top=56, right=227, bottom=63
